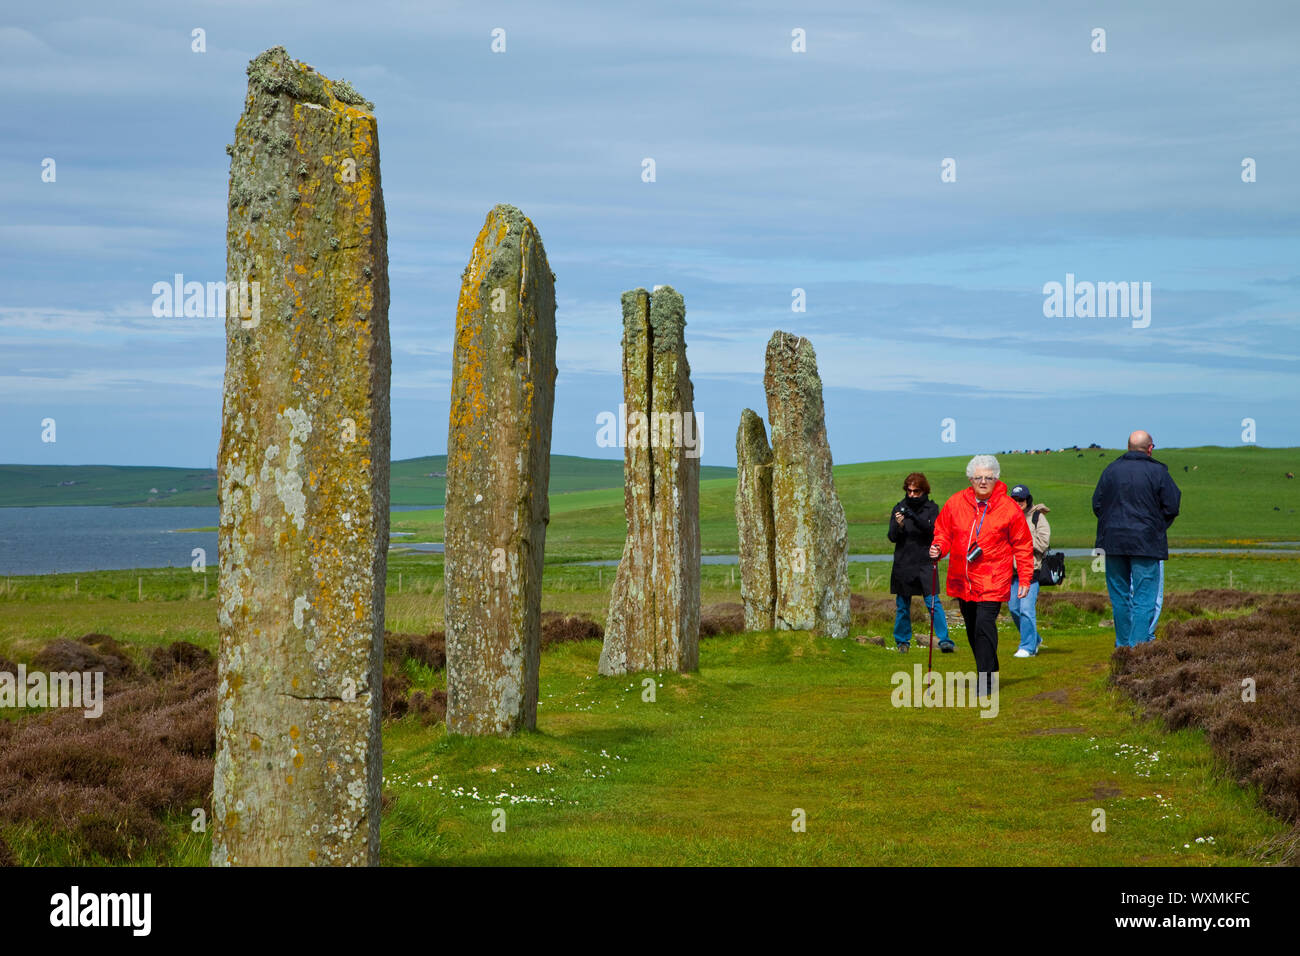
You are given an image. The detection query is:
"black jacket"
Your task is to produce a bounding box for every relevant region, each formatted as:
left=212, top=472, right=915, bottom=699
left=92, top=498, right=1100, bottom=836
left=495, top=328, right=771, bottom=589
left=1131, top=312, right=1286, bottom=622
left=1092, top=451, right=1181, bottom=559
left=887, top=496, right=939, bottom=597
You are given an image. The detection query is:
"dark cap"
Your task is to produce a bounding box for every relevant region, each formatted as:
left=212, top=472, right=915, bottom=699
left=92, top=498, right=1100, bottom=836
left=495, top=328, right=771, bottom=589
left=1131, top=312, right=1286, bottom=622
left=1009, top=484, right=1031, bottom=499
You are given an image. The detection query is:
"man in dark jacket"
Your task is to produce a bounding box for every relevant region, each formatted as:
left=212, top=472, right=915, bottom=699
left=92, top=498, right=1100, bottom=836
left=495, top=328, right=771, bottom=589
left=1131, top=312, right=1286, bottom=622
left=888, top=472, right=952, bottom=652
left=1093, top=430, right=1181, bottom=647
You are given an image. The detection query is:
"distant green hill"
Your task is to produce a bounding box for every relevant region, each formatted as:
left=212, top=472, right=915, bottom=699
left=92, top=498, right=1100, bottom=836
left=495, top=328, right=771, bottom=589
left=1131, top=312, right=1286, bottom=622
left=0, top=455, right=737, bottom=508
left=0, top=464, right=221, bottom=508
left=385, top=445, right=1300, bottom=560
left=391, top=455, right=737, bottom=506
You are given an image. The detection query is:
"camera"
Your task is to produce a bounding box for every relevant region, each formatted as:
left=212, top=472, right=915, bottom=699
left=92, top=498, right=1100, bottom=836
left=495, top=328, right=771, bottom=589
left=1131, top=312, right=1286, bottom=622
left=966, top=544, right=983, bottom=563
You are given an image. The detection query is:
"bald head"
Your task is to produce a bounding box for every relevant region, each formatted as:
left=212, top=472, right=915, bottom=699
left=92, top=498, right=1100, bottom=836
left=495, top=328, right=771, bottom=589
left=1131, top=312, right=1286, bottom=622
left=1127, top=430, right=1154, bottom=453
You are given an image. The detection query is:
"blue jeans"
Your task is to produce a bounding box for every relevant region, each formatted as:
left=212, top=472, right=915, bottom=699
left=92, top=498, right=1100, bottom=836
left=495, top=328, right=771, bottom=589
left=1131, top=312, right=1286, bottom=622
left=1138, top=560, right=1164, bottom=638
left=1106, top=555, right=1162, bottom=647
left=1007, top=578, right=1041, bottom=653
left=894, top=594, right=949, bottom=645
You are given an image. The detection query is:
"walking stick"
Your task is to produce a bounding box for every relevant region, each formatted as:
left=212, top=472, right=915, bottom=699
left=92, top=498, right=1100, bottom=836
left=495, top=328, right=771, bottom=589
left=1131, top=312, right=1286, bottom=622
left=926, top=560, right=939, bottom=679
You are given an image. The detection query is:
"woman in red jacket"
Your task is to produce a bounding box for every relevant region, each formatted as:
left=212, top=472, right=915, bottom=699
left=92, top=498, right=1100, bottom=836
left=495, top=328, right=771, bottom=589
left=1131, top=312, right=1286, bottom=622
left=928, top=455, right=1034, bottom=696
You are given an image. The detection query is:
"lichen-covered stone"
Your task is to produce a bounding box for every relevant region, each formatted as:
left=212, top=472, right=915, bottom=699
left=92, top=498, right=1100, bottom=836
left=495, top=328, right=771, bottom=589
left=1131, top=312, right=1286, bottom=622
left=764, top=331, right=849, bottom=638
left=735, top=408, right=776, bottom=631
left=600, top=287, right=700, bottom=674
left=214, top=47, right=389, bottom=866
left=444, top=205, right=557, bottom=735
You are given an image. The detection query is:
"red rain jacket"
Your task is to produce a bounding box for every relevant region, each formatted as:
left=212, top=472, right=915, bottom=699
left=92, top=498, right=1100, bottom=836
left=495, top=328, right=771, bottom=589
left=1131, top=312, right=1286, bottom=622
left=931, top=480, right=1034, bottom=602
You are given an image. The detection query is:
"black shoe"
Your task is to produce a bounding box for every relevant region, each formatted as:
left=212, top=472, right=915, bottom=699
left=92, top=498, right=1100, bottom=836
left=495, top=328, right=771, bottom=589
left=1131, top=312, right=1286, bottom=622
left=895, top=642, right=911, bottom=652
left=939, top=642, right=955, bottom=653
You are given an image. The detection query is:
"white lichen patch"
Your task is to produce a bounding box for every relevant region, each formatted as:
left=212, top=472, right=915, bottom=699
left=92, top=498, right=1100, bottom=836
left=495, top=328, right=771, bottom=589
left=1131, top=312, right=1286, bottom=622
left=293, top=595, right=311, bottom=629
left=268, top=406, right=312, bottom=530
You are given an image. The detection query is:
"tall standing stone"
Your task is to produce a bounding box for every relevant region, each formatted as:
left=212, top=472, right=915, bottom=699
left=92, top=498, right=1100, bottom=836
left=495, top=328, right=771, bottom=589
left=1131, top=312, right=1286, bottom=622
left=600, top=287, right=700, bottom=674
left=444, top=205, right=557, bottom=735
left=214, top=47, right=389, bottom=866
left=735, top=408, right=776, bottom=631
left=764, top=331, right=849, bottom=638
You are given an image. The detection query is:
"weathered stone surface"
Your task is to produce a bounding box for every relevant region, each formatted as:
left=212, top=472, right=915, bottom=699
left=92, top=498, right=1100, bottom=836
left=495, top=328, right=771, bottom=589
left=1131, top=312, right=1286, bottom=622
left=444, top=205, right=557, bottom=735
left=735, top=408, right=776, bottom=631
left=764, top=331, right=849, bottom=638
left=600, top=287, right=700, bottom=674
left=214, top=47, right=389, bottom=866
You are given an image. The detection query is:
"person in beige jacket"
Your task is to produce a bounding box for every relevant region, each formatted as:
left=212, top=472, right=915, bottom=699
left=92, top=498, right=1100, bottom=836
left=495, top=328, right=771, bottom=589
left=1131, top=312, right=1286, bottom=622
left=1007, top=484, right=1050, bottom=657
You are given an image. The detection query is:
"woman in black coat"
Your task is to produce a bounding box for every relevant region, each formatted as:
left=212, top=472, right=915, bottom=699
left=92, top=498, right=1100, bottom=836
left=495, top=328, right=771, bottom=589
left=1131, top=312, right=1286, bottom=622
left=887, top=472, right=952, bottom=652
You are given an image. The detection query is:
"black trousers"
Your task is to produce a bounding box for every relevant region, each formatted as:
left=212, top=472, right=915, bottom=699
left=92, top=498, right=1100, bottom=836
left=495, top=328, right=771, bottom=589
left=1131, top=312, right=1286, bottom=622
left=957, top=599, right=1001, bottom=687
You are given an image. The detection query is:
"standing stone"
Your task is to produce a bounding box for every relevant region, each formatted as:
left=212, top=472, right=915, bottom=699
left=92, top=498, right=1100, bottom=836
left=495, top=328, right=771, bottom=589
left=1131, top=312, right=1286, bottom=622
left=444, top=205, right=557, bottom=735
left=735, top=409, right=776, bottom=631
left=214, top=47, right=389, bottom=866
left=764, top=331, right=850, bottom=638
left=600, top=287, right=700, bottom=674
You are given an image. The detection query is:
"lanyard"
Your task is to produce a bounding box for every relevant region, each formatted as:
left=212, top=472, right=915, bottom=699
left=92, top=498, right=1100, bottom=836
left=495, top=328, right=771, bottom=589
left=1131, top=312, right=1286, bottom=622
left=967, top=499, right=988, bottom=553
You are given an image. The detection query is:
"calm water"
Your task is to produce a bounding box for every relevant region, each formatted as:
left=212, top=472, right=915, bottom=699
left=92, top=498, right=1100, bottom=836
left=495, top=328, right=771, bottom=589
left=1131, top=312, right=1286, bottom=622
left=0, top=505, right=439, bottom=575
left=1, top=507, right=1295, bottom=575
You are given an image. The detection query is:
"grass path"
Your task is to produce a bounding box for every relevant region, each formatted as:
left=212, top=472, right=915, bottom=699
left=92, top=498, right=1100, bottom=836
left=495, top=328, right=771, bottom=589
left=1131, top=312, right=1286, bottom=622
left=381, top=627, right=1286, bottom=866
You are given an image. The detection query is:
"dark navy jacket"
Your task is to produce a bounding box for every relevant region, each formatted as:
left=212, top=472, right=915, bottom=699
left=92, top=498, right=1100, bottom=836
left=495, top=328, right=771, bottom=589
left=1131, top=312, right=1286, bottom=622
left=887, top=496, right=939, bottom=597
left=1092, top=451, right=1181, bottom=559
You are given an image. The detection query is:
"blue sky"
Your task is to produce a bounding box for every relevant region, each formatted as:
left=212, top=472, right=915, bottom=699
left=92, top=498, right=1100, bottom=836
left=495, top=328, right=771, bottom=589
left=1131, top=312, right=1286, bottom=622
left=2, top=0, right=1297, bottom=469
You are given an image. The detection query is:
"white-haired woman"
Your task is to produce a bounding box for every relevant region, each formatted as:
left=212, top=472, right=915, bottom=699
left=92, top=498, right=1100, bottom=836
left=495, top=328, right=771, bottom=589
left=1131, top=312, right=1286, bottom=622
left=928, top=454, right=1034, bottom=694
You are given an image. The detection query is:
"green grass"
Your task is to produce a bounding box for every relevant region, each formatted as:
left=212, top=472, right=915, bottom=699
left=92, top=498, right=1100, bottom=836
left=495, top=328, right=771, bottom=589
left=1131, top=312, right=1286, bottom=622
left=378, top=629, right=1287, bottom=866
left=1, top=815, right=211, bottom=867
